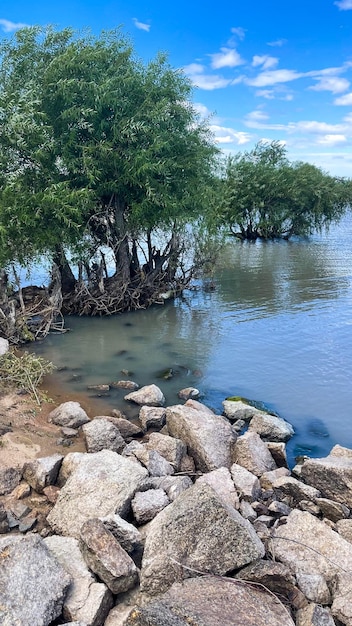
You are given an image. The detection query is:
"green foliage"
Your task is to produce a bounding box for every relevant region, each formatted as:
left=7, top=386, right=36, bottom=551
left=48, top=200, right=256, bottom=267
left=0, top=26, right=218, bottom=275
left=0, top=350, right=55, bottom=404
left=221, top=141, right=351, bottom=240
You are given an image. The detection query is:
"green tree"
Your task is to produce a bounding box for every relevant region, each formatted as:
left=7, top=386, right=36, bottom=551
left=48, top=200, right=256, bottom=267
left=221, top=141, right=351, bottom=240
left=0, top=26, right=218, bottom=320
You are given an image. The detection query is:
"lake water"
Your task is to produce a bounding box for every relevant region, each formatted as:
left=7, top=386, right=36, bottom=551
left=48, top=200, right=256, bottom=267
left=32, top=214, right=352, bottom=466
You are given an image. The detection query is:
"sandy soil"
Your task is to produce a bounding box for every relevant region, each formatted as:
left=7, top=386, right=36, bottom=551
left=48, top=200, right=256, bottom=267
left=0, top=374, right=117, bottom=469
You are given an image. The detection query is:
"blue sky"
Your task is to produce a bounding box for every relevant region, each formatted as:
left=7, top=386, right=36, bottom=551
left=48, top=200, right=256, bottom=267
left=1, top=1, right=352, bottom=176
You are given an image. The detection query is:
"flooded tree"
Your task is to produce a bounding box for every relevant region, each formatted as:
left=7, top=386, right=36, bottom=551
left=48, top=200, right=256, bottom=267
left=221, top=141, right=352, bottom=241
left=0, top=27, right=218, bottom=341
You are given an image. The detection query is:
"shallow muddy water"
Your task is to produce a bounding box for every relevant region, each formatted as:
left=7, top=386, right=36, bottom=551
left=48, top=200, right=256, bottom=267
left=33, top=214, right=352, bottom=465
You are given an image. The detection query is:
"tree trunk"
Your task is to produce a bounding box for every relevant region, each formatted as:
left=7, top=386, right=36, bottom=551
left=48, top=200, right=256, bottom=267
left=53, top=245, right=77, bottom=294
left=113, top=196, right=131, bottom=284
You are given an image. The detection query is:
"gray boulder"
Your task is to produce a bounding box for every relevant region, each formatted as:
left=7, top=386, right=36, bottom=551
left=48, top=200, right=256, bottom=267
left=233, top=431, right=276, bottom=476
left=222, top=399, right=259, bottom=422
left=301, top=449, right=352, bottom=507
left=132, top=488, right=170, bottom=524
left=140, top=481, right=264, bottom=595
left=166, top=404, right=237, bottom=472
left=80, top=519, right=139, bottom=594
left=139, top=406, right=166, bottom=431
left=145, top=432, right=186, bottom=471
left=196, top=467, right=239, bottom=510
left=47, top=450, right=148, bottom=538
left=272, top=476, right=321, bottom=506
left=146, top=475, right=193, bottom=501
left=99, top=513, right=143, bottom=554
left=248, top=412, right=294, bottom=442
left=126, top=576, right=295, bottom=626
left=82, top=418, right=125, bottom=454
left=44, top=535, right=113, bottom=625
left=125, top=385, right=165, bottom=407
left=22, top=454, right=63, bottom=493
left=231, top=463, right=261, bottom=501
left=48, top=401, right=90, bottom=428
left=272, top=509, right=352, bottom=604
left=0, top=534, right=71, bottom=626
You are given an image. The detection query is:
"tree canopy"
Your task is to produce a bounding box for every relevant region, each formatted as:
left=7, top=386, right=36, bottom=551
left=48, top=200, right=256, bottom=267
left=220, top=141, right=352, bottom=240
left=0, top=26, right=218, bottom=324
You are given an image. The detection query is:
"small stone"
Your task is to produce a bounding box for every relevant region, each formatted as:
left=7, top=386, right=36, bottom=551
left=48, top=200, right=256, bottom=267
left=87, top=384, right=110, bottom=391
left=299, top=500, right=321, bottom=516
left=111, top=381, right=139, bottom=390
left=125, top=385, right=165, bottom=407
left=315, top=497, right=350, bottom=522
left=82, top=418, right=125, bottom=454
left=232, top=419, right=246, bottom=432
left=230, top=464, right=261, bottom=501
left=43, top=485, right=60, bottom=503
left=266, top=442, right=289, bottom=468
left=178, top=387, right=200, bottom=401
left=260, top=467, right=290, bottom=490
left=10, top=501, right=31, bottom=519
left=22, top=455, right=63, bottom=494
left=296, top=604, right=336, bottom=626
left=0, top=466, right=22, bottom=495
left=239, top=500, right=257, bottom=522
left=11, top=483, right=31, bottom=499
left=268, top=501, right=292, bottom=516
left=19, top=513, right=37, bottom=533
left=61, top=427, right=79, bottom=439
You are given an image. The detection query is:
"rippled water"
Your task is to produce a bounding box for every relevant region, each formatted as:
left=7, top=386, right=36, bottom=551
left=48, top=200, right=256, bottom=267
left=33, top=213, right=352, bottom=465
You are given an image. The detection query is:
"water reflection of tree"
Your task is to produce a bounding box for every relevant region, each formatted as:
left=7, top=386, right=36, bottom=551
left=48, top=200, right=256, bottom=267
left=215, top=237, right=350, bottom=317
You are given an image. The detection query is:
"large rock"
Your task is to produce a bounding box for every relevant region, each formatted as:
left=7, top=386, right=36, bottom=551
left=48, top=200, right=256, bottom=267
left=125, top=385, right=165, bottom=407
left=272, top=509, right=352, bottom=605
left=248, top=412, right=294, bottom=442
left=82, top=418, right=125, bottom=454
left=22, top=454, right=63, bottom=493
left=140, top=481, right=264, bottom=595
left=126, top=576, right=295, bottom=626
left=301, top=449, right=352, bottom=507
left=222, top=399, right=259, bottom=422
left=166, top=404, right=237, bottom=472
left=0, top=534, right=71, bottom=625
left=44, top=535, right=113, bottom=625
left=272, top=476, right=321, bottom=506
left=80, top=519, right=139, bottom=594
left=48, top=401, right=90, bottom=428
left=47, top=450, right=148, bottom=538
left=233, top=431, right=276, bottom=476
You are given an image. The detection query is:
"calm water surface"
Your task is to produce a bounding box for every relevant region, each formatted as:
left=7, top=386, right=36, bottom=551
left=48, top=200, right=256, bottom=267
left=33, top=214, right=352, bottom=465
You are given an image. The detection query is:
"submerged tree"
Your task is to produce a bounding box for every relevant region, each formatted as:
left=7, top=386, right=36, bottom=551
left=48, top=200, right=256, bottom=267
left=0, top=26, right=218, bottom=339
left=221, top=141, right=351, bottom=240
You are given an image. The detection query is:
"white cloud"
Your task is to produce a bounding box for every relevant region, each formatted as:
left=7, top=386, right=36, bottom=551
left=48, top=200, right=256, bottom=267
left=310, top=76, right=350, bottom=93
left=230, top=26, right=246, bottom=40
left=132, top=17, right=150, bottom=32
left=193, top=103, right=212, bottom=119
left=267, top=39, right=287, bottom=47
left=183, top=63, right=231, bottom=90
left=210, top=125, right=252, bottom=145
left=334, top=92, right=352, bottom=105
left=317, top=134, right=347, bottom=145
left=252, top=55, right=279, bottom=70
left=256, top=89, right=275, bottom=99
left=210, top=47, right=244, bottom=69
left=335, top=0, right=352, bottom=9
left=246, top=69, right=303, bottom=87
left=0, top=18, right=29, bottom=32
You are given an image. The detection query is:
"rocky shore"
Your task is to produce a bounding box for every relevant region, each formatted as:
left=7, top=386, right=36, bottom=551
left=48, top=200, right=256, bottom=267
left=1, top=377, right=352, bottom=626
